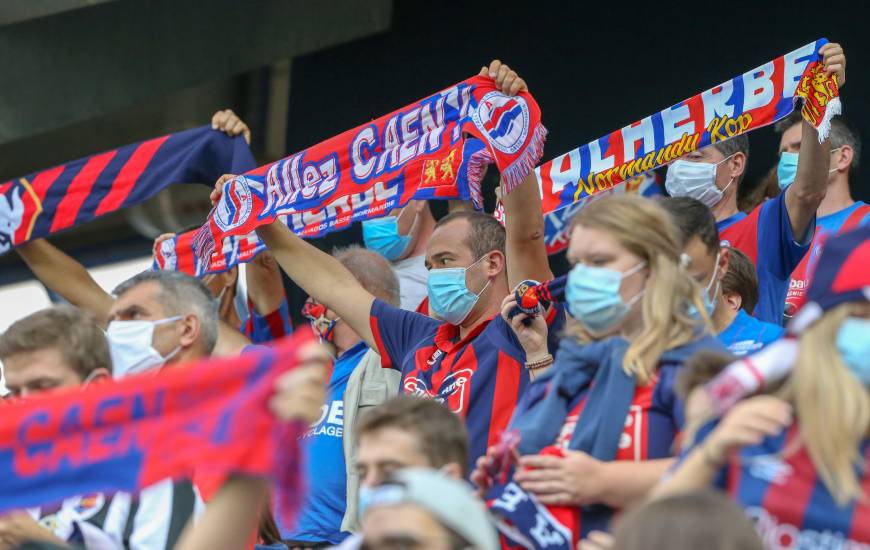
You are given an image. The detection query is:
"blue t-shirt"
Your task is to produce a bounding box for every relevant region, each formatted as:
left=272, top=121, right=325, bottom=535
left=282, top=341, right=368, bottom=543
left=718, top=309, right=784, bottom=357
left=718, top=191, right=813, bottom=325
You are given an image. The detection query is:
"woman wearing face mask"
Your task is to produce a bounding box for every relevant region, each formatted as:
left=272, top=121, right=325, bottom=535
left=653, top=225, right=870, bottom=545
left=472, top=195, right=724, bottom=543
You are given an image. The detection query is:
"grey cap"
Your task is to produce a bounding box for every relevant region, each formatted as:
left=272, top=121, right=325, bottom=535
left=361, top=468, right=499, bottom=550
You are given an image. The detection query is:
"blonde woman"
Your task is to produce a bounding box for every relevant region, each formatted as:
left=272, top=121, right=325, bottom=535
left=655, top=225, right=870, bottom=546
left=472, top=195, right=724, bottom=544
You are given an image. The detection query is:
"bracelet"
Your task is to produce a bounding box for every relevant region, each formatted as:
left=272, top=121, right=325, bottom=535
left=525, top=354, right=554, bottom=370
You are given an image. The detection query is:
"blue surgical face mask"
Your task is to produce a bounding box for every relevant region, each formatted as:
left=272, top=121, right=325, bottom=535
left=689, top=251, right=721, bottom=318
left=566, top=262, right=646, bottom=334
left=362, top=209, right=414, bottom=262
left=836, top=317, right=870, bottom=386
left=777, top=148, right=843, bottom=190
left=665, top=156, right=734, bottom=209
left=427, top=255, right=490, bottom=326
left=777, top=151, right=799, bottom=189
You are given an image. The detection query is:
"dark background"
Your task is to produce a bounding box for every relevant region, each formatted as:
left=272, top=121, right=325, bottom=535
left=2, top=0, right=868, bottom=323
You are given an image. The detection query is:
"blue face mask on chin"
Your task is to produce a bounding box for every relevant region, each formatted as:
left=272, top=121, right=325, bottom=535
left=836, top=317, right=870, bottom=386
left=362, top=216, right=413, bottom=262
left=427, top=255, right=490, bottom=325
left=566, top=261, right=646, bottom=334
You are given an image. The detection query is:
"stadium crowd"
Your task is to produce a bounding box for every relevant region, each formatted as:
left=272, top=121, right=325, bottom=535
left=1, top=41, right=869, bottom=550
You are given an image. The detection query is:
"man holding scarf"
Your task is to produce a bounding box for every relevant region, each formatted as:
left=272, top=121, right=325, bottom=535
left=212, top=60, right=558, bottom=471
left=665, top=42, right=846, bottom=325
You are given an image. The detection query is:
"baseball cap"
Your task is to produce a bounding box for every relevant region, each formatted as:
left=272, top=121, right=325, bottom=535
left=791, top=224, right=870, bottom=332
left=360, top=468, right=499, bottom=550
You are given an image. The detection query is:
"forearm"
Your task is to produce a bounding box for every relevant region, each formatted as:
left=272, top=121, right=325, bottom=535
left=256, top=222, right=375, bottom=345
left=596, top=458, right=675, bottom=509
left=16, top=239, right=114, bottom=323
left=502, top=172, right=552, bottom=288
left=174, top=476, right=268, bottom=550
left=648, top=446, right=720, bottom=501
left=786, top=120, right=831, bottom=238
left=245, top=253, right=286, bottom=315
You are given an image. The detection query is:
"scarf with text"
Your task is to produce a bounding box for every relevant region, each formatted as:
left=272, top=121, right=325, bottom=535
left=0, top=126, right=255, bottom=255
left=0, top=334, right=309, bottom=524
left=535, top=38, right=840, bottom=229
left=155, top=77, right=545, bottom=276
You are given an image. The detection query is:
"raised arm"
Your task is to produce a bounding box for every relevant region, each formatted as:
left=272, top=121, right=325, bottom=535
left=254, top=222, right=375, bottom=348
left=245, top=251, right=287, bottom=316
left=15, top=239, right=114, bottom=324
left=480, top=60, right=552, bottom=288
left=784, top=42, right=846, bottom=239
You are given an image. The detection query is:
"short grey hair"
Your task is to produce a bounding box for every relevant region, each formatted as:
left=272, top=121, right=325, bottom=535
left=113, top=271, right=218, bottom=353
left=712, top=134, right=750, bottom=185
left=332, top=245, right=401, bottom=307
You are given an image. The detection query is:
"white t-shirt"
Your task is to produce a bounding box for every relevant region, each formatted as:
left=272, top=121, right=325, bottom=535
left=392, top=255, right=428, bottom=311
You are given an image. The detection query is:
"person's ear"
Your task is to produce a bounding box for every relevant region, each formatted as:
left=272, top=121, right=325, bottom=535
left=485, top=251, right=506, bottom=277
left=727, top=152, right=747, bottom=181
left=88, top=367, right=112, bottom=384
left=178, top=313, right=201, bottom=348
left=717, top=247, right=731, bottom=282
left=722, top=291, right=742, bottom=313
left=835, top=145, right=854, bottom=173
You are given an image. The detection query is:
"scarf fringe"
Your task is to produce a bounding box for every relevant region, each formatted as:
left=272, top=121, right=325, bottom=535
left=499, top=124, right=548, bottom=194
left=815, top=96, right=842, bottom=143
left=466, top=146, right=494, bottom=210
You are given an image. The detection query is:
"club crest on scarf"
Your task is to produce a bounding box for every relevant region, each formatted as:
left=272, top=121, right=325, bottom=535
left=471, top=92, right=531, bottom=155
left=214, top=175, right=258, bottom=232
left=0, top=179, right=42, bottom=254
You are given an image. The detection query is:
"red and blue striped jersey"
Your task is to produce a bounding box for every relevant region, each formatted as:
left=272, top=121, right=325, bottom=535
left=691, top=421, right=870, bottom=547
left=242, top=297, right=293, bottom=344
left=719, top=192, right=811, bottom=325
left=557, top=364, right=685, bottom=463
left=785, top=201, right=870, bottom=318
left=370, top=299, right=558, bottom=468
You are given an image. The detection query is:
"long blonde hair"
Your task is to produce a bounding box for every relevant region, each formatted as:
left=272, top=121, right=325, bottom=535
left=781, top=303, right=870, bottom=505
left=566, top=195, right=710, bottom=385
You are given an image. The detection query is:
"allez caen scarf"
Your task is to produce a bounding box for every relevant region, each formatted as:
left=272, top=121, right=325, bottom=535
left=0, top=334, right=309, bottom=521
left=534, top=38, right=841, bottom=248
left=156, top=76, right=545, bottom=276
left=0, top=127, right=255, bottom=255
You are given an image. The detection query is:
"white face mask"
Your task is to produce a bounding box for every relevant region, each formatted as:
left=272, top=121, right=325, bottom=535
left=106, top=316, right=182, bottom=378
left=666, top=155, right=734, bottom=208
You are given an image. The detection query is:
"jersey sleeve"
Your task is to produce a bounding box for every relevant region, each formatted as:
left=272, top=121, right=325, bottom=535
left=369, top=299, right=440, bottom=370
left=243, top=297, right=293, bottom=344
left=756, top=191, right=813, bottom=280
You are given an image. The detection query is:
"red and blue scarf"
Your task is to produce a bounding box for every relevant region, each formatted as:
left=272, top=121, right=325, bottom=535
left=0, top=333, right=309, bottom=523
left=0, top=126, right=255, bottom=255
left=155, top=76, right=545, bottom=275
left=532, top=38, right=839, bottom=254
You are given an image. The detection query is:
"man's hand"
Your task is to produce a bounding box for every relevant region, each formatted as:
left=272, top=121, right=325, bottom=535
left=500, top=293, right=548, bottom=361
left=479, top=60, right=528, bottom=96
left=820, top=42, right=846, bottom=87
left=211, top=109, right=251, bottom=145
left=0, top=512, right=69, bottom=549
left=703, top=396, right=792, bottom=467
left=269, top=342, right=330, bottom=424
left=514, top=451, right=605, bottom=505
